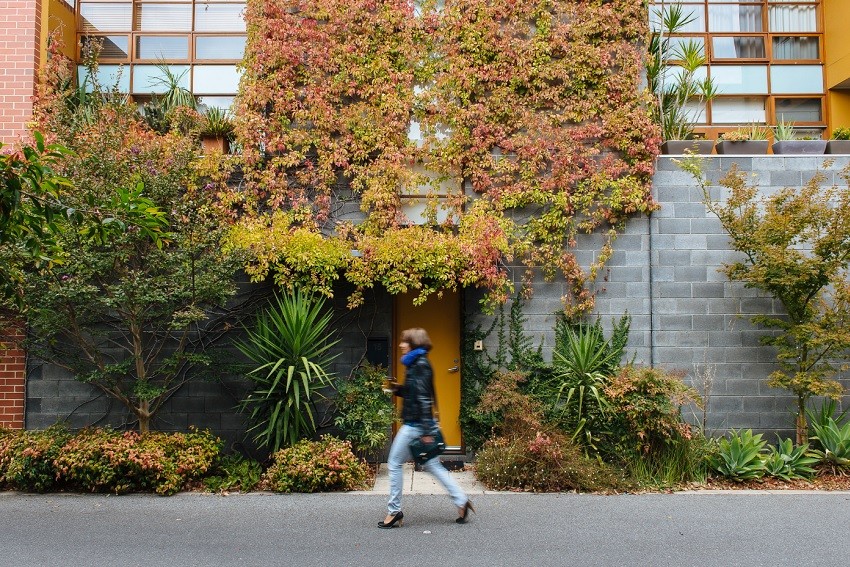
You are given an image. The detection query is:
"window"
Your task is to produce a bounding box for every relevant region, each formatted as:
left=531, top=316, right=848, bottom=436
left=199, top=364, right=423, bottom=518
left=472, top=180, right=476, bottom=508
left=770, top=65, right=823, bottom=93
left=194, top=4, right=246, bottom=32
left=708, top=5, right=763, bottom=33
left=136, top=36, right=189, bottom=60
left=135, top=4, right=192, bottom=31
left=132, top=64, right=189, bottom=94
left=79, top=3, right=132, bottom=33
left=195, top=36, right=246, bottom=60
left=712, top=36, right=766, bottom=59
left=711, top=97, right=766, bottom=123
left=713, top=65, right=769, bottom=94
left=768, top=4, right=817, bottom=32
left=192, top=65, right=241, bottom=94
left=772, top=36, right=818, bottom=59
left=81, top=35, right=129, bottom=59
left=775, top=97, right=822, bottom=122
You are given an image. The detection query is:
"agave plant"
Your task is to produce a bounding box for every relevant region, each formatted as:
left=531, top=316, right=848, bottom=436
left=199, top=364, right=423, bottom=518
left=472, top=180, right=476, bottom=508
left=810, top=418, right=850, bottom=472
left=236, top=291, right=339, bottom=452
left=709, top=429, right=767, bottom=481
left=763, top=438, right=818, bottom=481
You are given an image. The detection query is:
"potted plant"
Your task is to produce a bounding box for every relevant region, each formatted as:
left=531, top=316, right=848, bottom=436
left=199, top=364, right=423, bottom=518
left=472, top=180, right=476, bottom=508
left=200, top=107, right=234, bottom=154
left=716, top=123, right=770, bottom=155
left=827, top=127, right=850, bottom=154
left=648, top=4, right=717, bottom=155
left=771, top=119, right=826, bottom=155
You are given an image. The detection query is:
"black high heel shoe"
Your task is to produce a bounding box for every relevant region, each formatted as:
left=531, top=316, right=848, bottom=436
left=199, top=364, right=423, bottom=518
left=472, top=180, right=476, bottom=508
left=378, top=511, right=404, bottom=529
left=456, top=500, right=475, bottom=524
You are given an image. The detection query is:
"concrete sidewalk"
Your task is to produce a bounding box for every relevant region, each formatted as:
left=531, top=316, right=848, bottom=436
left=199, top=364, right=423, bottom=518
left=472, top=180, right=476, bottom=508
left=365, top=461, right=490, bottom=495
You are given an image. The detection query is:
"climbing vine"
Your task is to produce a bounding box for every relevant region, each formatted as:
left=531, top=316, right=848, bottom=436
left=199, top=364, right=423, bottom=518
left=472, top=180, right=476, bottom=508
left=231, top=0, right=659, bottom=315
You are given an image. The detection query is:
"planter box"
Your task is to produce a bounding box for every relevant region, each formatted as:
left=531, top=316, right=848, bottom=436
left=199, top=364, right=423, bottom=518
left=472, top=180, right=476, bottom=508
left=826, top=140, right=850, bottom=154
left=715, top=140, right=769, bottom=155
left=772, top=140, right=827, bottom=155
left=661, top=140, right=715, bottom=155
left=201, top=136, right=229, bottom=154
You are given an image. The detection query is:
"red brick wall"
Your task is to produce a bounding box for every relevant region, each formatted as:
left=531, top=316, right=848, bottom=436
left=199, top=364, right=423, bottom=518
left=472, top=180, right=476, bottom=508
left=0, top=317, right=26, bottom=429
left=0, top=0, right=41, bottom=428
left=0, top=0, right=41, bottom=144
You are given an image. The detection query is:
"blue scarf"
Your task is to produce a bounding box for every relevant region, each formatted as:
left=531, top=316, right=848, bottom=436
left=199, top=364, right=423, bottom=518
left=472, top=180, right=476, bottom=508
left=401, top=348, right=427, bottom=367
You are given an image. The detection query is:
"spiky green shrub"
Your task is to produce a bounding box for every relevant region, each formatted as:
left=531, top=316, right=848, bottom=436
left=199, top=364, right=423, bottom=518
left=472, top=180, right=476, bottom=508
left=236, top=290, right=339, bottom=452
left=709, top=429, right=767, bottom=481
left=763, top=438, right=818, bottom=481
left=810, top=418, right=850, bottom=473
left=202, top=453, right=263, bottom=493
left=263, top=435, right=368, bottom=493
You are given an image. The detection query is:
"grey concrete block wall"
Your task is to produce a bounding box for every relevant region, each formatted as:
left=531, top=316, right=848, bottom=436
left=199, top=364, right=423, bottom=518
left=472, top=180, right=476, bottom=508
left=25, top=282, right=394, bottom=457
left=466, top=156, right=850, bottom=440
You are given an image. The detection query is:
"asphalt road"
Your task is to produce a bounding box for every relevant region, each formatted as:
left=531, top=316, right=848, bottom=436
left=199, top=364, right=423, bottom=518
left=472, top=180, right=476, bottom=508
left=2, top=491, right=849, bottom=567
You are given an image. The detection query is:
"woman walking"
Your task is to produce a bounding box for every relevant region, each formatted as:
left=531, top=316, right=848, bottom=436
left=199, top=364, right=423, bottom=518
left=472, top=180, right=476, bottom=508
left=378, top=327, right=474, bottom=528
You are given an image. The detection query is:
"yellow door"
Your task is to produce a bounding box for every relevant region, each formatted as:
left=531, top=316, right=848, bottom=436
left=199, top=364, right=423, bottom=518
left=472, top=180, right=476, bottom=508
left=394, top=290, right=463, bottom=451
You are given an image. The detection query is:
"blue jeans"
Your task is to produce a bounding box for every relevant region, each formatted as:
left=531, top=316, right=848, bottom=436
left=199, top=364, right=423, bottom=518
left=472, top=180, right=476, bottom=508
left=386, top=424, right=468, bottom=514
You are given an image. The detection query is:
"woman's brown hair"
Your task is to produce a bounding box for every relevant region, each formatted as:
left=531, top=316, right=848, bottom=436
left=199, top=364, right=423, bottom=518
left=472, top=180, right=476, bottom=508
left=400, top=327, right=432, bottom=351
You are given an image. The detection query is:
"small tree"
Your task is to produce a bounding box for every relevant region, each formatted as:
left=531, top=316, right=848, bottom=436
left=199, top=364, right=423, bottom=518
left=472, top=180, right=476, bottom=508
left=684, top=158, right=850, bottom=443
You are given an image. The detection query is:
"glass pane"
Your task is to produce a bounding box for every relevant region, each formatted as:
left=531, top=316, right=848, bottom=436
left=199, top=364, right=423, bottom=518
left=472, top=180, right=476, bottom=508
left=769, top=6, right=817, bottom=32
left=711, top=36, right=765, bottom=59
left=192, top=65, right=241, bottom=94
left=78, top=64, right=130, bottom=93
left=136, top=4, right=192, bottom=31
left=650, top=3, right=705, bottom=33
left=194, top=4, right=246, bottom=31
left=683, top=99, right=706, bottom=124
left=712, top=65, right=768, bottom=94
left=79, top=3, right=132, bottom=33
left=81, top=35, right=129, bottom=59
left=772, top=36, right=819, bottom=60
left=132, top=64, right=190, bottom=94
left=197, top=96, right=235, bottom=112
left=708, top=5, right=763, bottom=32
left=770, top=65, right=823, bottom=94
left=195, top=36, right=246, bottom=60
left=775, top=98, right=822, bottom=122
left=136, top=36, right=189, bottom=59
left=711, top=97, right=766, bottom=124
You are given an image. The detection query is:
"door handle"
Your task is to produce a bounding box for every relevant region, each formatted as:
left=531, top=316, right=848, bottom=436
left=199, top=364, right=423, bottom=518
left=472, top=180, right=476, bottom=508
left=448, top=366, right=459, bottom=373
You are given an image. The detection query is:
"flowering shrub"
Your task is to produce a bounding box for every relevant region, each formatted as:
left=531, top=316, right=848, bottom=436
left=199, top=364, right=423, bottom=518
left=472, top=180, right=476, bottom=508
left=0, top=427, right=70, bottom=492
left=263, top=436, right=369, bottom=493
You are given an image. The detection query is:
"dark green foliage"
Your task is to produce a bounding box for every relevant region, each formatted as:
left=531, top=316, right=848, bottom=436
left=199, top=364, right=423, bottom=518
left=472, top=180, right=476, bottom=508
left=333, top=363, right=394, bottom=457
left=236, top=291, right=338, bottom=452
left=202, top=453, right=263, bottom=493
left=263, top=435, right=368, bottom=493
left=810, top=418, right=850, bottom=471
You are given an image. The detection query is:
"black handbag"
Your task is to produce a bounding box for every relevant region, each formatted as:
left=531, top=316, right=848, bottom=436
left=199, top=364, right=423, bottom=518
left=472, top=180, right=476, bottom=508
left=409, top=426, right=446, bottom=465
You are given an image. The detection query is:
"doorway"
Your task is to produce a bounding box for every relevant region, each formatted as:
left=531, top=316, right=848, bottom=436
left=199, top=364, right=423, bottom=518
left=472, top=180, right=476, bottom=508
left=393, top=289, right=463, bottom=451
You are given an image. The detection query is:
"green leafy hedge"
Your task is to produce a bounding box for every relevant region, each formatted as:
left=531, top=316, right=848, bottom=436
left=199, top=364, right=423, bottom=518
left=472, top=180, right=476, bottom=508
left=263, top=435, right=369, bottom=493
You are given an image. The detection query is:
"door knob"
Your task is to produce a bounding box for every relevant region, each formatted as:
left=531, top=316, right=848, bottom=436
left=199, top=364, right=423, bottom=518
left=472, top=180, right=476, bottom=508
left=448, top=366, right=459, bottom=373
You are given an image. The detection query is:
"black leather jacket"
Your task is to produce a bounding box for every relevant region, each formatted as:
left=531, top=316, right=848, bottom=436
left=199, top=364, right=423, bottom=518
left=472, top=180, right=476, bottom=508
left=397, top=355, right=435, bottom=427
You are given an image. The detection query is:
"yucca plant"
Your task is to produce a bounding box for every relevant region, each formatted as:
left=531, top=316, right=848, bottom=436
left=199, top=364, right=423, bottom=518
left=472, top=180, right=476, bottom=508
left=236, top=291, right=339, bottom=453
left=551, top=316, right=629, bottom=423
left=709, top=429, right=767, bottom=481
left=763, top=438, right=818, bottom=481
left=810, top=418, right=850, bottom=473
left=201, top=107, right=234, bottom=138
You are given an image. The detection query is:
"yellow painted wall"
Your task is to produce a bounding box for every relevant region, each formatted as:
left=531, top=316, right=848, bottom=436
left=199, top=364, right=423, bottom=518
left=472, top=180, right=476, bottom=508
left=40, top=0, right=75, bottom=61
left=824, top=0, right=850, bottom=129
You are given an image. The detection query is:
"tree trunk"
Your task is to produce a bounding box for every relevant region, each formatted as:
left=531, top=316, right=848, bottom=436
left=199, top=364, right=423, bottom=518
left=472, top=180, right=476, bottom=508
left=138, top=400, right=150, bottom=434
left=796, top=397, right=808, bottom=445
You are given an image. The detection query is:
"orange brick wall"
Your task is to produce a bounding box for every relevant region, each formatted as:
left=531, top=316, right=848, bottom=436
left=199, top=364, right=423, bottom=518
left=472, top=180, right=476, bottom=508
left=0, top=317, right=26, bottom=429
left=1, top=0, right=41, bottom=428
left=0, top=0, right=41, bottom=144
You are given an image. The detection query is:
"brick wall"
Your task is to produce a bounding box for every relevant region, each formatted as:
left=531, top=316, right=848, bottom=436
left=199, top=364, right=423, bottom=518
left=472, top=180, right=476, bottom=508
left=0, top=0, right=40, bottom=428
left=0, top=0, right=41, bottom=143
left=0, top=316, right=26, bottom=429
